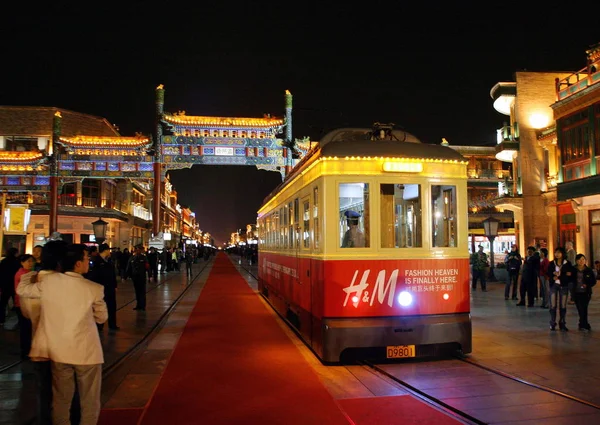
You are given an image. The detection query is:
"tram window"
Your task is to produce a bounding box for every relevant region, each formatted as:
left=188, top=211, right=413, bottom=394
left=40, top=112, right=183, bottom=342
left=288, top=202, right=294, bottom=249
left=294, top=198, right=300, bottom=248
left=279, top=208, right=284, bottom=248
left=313, top=186, right=319, bottom=250
left=303, top=199, right=310, bottom=248
left=380, top=183, right=422, bottom=248
left=431, top=185, right=457, bottom=247
left=283, top=205, right=289, bottom=249
left=339, top=183, right=369, bottom=248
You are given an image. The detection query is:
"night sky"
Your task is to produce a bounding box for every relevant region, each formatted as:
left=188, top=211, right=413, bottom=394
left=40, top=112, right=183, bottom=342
left=2, top=4, right=599, bottom=245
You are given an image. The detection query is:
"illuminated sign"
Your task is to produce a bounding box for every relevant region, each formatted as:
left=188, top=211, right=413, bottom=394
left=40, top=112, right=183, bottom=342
left=4, top=204, right=31, bottom=234
left=382, top=162, right=423, bottom=173
left=215, top=147, right=234, bottom=156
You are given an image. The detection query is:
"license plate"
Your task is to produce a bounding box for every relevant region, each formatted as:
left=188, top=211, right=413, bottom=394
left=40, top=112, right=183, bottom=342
left=386, top=345, right=416, bottom=358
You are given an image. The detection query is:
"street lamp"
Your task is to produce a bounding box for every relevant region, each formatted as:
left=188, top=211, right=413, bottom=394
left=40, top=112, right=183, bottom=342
left=482, top=216, right=500, bottom=281
left=92, top=217, right=108, bottom=245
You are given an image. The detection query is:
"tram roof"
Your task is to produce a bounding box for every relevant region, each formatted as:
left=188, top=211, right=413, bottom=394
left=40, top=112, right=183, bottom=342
left=318, top=128, right=466, bottom=162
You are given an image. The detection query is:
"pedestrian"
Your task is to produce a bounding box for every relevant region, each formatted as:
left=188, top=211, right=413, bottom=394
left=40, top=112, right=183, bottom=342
left=17, top=240, right=70, bottom=425
left=86, top=243, right=119, bottom=331
left=185, top=250, right=193, bottom=278
left=0, top=247, right=21, bottom=326
left=547, top=246, right=574, bottom=331
left=594, top=260, right=600, bottom=279
left=566, top=241, right=577, bottom=305
left=504, top=244, right=522, bottom=300
left=147, top=247, right=159, bottom=281
left=538, top=248, right=550, bottom=308
left=32, top=245, right=44, bottom=271
left=470, top=245, right=488, bottom=292
left=14, top=254, right=35, bottom=358
left=127, top=244, right=148, bottom=311
left=572, top=253, right=595, bottom=331
left=119, top=248, right=131, bottom=280
left=516, top=246, right=539, bottom=307
left=27, top=243, right=107, bottom=425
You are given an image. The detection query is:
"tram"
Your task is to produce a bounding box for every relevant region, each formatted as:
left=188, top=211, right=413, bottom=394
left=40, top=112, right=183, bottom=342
left=257, top=124, right=471, bottom=363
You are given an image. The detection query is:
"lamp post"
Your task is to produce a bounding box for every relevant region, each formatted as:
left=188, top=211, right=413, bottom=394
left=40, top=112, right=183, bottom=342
left=92, top=218, right=108, bottom=245
left=482, top=216, right=500, bottom=281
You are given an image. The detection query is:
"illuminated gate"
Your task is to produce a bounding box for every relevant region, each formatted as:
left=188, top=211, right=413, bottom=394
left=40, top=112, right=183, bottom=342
left=152, top=84, right=310, bottom=235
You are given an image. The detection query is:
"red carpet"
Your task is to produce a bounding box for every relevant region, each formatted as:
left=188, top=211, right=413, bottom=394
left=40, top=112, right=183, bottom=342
left=338, top=395, right=464, bottom=425
left=98, top=408, right=143, bottom=424
left=137, top=253, right=352, bottom=425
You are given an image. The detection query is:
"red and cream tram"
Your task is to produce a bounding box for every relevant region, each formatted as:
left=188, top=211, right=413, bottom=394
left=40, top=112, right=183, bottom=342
left=257, top=125, right=471, bottom=363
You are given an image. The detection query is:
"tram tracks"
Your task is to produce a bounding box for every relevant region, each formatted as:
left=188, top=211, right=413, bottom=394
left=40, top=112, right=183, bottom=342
left=360, top=359, right=484, bottom=425
left=358, top=356, right=600, bottom=425
left=239, top=260, right=600, bottom=422
left=0, top=261, right=211, bottom=375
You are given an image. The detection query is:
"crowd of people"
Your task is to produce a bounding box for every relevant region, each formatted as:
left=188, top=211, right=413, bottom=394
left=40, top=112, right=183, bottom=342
left=471, top=241, right=597, bottom=332
left=0, top=240, right=209, bottom=424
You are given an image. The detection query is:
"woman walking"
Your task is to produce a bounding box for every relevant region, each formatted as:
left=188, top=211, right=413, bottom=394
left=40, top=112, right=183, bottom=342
left=546, top=247, right=574, bottom=331
left=572, top=253, right=595, bottom=331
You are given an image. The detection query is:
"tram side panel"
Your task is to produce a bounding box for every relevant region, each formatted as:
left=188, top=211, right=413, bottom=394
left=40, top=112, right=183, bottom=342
left=259, top=252, right=317, bottom=347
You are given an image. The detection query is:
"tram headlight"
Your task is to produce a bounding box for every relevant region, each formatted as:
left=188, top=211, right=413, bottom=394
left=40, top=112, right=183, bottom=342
left=443, top=293, right=450, bottom=300
left=352, top=296, right=359, bottom=303
left=397, top=291, right=412, bottom=307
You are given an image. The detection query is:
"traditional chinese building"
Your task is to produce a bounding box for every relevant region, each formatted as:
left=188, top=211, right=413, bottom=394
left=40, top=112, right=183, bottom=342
left=489, top=41, right=600, bottom=261
left=0, top=106, right=196, bottom=252
left=447, top=144, right=515, bottom=256
left=552, top=42, right=600, bottom=261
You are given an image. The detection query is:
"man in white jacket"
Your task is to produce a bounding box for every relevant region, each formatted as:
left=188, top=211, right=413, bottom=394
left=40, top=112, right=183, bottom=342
left=21, top=243, right=108, bottom=425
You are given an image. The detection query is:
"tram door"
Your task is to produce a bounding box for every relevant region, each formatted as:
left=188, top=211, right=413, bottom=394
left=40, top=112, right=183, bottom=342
left=297, top=196, right=313, bottom=343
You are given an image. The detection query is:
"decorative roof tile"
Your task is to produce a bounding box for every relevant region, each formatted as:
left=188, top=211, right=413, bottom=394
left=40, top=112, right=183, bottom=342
left=0, top=106, right=120, bottom=137
left=0, top=151, right=45, bottom=163
left=58, top=135, right=151, bottom=148
left=163, top=112, right=284, bottom=129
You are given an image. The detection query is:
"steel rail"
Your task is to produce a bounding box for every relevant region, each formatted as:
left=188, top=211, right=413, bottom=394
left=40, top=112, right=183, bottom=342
left=361, top=360, right=485, bottom=425
left=456, top=355, right=600, bottom=411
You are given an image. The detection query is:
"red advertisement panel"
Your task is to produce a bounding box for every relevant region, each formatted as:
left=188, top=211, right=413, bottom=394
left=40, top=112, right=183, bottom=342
left=324, top=258, right=470, bottom=317
left=259, top=254, right=470, bottom=318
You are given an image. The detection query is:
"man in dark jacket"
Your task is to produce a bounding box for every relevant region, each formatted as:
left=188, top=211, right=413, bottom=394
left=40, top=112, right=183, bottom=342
left=86, top=243, right=119, bottom=330
left=504, top=245, right=522, bottom=300
left=517, top=246, right=540, bottom=307
left=0, top=247, right=21, bottom=325
left=147, top=247, right=159, bottom=282
left=127, top=244, right=148, bottom=311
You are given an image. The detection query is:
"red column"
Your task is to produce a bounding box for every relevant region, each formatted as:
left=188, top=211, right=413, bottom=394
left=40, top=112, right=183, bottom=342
left=153, top=162, right=161, bottom=236
left=49, top=175, right=58, bottom=235
left=49, top=112, right=61, bottom=236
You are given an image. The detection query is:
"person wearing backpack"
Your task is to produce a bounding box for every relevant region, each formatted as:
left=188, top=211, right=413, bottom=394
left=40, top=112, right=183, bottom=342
left=127, top=245, right=149, bottom=311
left=504, top=245, right=522, bottom=300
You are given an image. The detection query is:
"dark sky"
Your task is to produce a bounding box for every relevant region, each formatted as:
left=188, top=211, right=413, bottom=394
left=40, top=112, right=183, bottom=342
left=2, top=3, right=599, bottom=245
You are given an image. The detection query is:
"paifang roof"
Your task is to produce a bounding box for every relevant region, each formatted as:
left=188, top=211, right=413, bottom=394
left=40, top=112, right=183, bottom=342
left=162, top=112, right=284, bottom=129
left=0, top=106, right=121, bottom=138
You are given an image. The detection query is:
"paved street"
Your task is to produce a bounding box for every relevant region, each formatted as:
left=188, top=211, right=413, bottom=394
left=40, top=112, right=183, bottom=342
left=2, top=259, right=600, bottom=424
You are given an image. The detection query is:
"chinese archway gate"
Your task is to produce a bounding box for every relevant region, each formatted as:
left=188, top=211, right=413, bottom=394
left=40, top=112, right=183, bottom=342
left=152, top=84, right=309, bottom=236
